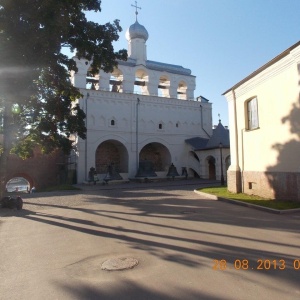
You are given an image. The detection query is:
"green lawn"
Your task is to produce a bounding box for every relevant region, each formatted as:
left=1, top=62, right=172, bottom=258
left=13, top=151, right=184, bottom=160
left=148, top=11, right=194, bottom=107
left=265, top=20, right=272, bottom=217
left=198, top=186, right=300, bottom=210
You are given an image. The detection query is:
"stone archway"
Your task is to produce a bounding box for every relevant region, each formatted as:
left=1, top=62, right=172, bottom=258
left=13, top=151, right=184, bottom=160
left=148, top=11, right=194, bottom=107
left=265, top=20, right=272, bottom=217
left=6, top=175, right=32, bottom=193
left=95, top=140, right=128, bottom=174
left=139, top=142, right=171, bottom=172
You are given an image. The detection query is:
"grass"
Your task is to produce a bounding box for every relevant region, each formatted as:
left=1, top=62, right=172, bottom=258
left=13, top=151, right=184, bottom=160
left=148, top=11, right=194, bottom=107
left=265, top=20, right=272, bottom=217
left=199, top=186, right=300, bottom=210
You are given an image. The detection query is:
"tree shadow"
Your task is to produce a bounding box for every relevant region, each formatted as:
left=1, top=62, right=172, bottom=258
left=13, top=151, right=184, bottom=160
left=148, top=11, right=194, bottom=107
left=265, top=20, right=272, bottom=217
left=2, top=184, right=300, bottom=297
left=266, top=77, right=300, bottom=200
left=54, top=279, right=222, bottom=300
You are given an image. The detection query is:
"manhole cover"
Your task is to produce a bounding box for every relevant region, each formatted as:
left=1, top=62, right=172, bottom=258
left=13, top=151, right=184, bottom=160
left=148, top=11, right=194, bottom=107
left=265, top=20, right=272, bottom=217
left=101, top=257, right=139, bottom=271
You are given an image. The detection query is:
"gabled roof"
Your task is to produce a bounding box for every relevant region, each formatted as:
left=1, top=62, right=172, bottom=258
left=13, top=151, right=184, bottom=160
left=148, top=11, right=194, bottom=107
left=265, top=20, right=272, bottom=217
left=185, top=120, right=230, bottom=150
left=185, top=137, right=209, bottom=149
left=204, top=120, right=230, bottom=149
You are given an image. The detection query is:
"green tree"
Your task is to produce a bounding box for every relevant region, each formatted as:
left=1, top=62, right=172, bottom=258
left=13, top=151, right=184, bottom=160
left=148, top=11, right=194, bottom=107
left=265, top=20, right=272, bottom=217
left=0, top=0, right=127, bottom=196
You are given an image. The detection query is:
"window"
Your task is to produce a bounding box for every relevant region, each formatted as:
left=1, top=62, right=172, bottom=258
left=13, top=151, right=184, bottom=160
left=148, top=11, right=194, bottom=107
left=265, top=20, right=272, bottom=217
left=158, top=123, right=162, bottom=129
left=110, top=120, right=115, bottom=126
left=246, top=97, right=259, bottom=130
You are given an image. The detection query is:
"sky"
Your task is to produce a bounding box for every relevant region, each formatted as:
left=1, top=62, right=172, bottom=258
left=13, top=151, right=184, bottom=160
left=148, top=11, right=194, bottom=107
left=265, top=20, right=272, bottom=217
left=85, top=0, right=300, bottom=127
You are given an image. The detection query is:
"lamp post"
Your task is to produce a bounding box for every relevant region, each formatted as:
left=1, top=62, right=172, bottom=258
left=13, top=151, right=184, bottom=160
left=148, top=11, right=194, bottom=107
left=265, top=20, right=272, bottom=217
left=219, top=142, right=225, bottom=185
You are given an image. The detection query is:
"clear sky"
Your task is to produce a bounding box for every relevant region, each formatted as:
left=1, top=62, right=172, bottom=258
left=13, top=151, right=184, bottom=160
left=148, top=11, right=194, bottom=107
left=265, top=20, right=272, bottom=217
left=85, top=0, right=300, bottom=127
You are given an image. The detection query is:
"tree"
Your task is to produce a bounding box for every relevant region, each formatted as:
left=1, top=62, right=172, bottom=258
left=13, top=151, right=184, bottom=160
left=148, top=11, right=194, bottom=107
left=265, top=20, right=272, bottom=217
left=0, top=0, right=127, bottom=196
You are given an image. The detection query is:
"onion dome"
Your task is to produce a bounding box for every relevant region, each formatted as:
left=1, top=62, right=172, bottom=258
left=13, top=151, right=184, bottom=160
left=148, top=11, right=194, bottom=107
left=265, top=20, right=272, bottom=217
left=125, top=21, right=149, bottom=41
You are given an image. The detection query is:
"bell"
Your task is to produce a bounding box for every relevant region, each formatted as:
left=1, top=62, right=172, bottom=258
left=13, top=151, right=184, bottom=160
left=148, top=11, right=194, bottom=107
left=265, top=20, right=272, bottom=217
left=136, top=160, right=157, bottom=178
left=166, top=163, right=179, bottom=180
left=103, top=163, right=122, bottom=184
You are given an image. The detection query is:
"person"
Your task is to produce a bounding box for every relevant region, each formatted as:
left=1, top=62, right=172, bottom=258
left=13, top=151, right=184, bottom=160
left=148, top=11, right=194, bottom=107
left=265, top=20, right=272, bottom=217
left=31, top=186, right=36, bottom=193
left=181, top=167, right=188, bottom=179
left=88, top=167, right=98, bottom=185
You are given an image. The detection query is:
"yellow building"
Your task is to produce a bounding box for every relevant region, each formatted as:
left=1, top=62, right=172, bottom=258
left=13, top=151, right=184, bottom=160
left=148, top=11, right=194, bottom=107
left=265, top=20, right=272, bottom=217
left=223, top=41, right=300, bottom=201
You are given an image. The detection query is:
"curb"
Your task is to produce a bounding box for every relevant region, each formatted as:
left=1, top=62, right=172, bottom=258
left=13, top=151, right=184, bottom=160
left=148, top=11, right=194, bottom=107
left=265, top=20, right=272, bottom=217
left=194, top=190, right=300, bottom=215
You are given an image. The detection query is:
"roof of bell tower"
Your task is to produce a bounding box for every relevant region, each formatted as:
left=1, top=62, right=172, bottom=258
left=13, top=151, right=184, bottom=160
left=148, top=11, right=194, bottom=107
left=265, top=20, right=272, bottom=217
left=125, top=21, right=149, bottom=41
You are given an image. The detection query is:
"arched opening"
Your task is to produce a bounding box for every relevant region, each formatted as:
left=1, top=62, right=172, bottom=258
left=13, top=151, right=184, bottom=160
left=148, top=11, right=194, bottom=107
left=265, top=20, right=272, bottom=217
left=134, top=69, right=149, bottom=95
left=139, top=142, right=171, bottom=172
left=6, top=176, right=31, bottom=193
left=158, top=75, right=170, bottom=97
left=206, top=156, right=216, bottom=180
left=86, top=68, right=99, bottom=90
left=177, top=81, right=187, bottom=100
left=95, top=140, right=128, bottom=175
left=110, top=68, right=123, bottom=92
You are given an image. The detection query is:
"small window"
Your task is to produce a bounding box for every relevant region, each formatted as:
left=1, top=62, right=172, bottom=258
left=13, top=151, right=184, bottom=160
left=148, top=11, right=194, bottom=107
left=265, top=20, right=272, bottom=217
left=111, top=120, right=115, bottom=126
left=159, top=123, right=162, bottom=129
left=176, top=123, right=179, bottom=128
left=246, top=97, right=259, bottom=130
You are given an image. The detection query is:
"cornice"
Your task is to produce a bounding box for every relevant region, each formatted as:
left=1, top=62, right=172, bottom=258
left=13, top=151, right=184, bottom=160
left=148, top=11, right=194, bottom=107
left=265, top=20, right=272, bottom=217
left=80, top=89, right=206, bottom=108
left=234, top=55, right=294, bottom=98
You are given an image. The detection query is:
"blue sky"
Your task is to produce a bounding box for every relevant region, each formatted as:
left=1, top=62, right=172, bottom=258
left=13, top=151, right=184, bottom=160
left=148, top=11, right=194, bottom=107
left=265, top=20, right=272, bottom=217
left=85, top=0, right=300, bottom=126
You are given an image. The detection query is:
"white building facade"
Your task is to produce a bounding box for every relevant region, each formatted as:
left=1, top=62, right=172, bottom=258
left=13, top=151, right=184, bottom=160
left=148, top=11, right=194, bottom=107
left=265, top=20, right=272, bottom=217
left=223, top=41, right=300, bottom=201
left=71, top=17, right=215, bottom=183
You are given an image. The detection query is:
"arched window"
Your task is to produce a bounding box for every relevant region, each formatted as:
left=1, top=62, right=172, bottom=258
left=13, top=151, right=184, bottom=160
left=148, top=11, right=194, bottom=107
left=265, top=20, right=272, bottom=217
left=111, top=120, right=115, bottom=126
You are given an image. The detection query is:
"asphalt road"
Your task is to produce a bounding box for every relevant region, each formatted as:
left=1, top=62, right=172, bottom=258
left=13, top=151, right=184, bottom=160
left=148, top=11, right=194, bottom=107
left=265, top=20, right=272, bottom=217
left=0, top=180, right=300, bottom=300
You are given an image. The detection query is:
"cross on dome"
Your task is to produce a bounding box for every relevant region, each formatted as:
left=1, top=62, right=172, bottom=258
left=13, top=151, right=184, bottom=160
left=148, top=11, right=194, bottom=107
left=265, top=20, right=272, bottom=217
left=131, top=1, right=141, bottom=21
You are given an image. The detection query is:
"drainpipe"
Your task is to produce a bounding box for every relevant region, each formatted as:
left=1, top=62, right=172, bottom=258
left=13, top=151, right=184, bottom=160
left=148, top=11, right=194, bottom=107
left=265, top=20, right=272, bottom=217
left=84, top=92, right=90, bottom=181
left=232, top=89, right=242, bottom=192
left=136, top=98, right=140, bottom=173
left=241, top=128, right=245, bottom=192
left=200, top=105, right=211, bottom=138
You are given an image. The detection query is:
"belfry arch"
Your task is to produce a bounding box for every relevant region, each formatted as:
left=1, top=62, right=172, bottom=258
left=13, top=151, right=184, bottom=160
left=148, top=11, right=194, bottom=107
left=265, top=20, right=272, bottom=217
left=134, top=69, right=149, bottom=95
left=139, top=142, right=171, bottom=172
left=158, top=75, right=170, bottom=97
left=95, top=140, right=128, bottom=174
left=177, top=80, right=187, bottom=100
left=110, top=68, right=123, bottom=92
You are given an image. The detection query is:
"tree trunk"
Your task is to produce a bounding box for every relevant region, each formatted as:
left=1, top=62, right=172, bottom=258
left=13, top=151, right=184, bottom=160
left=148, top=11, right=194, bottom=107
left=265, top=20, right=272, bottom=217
left=0, top=101, right=13, bottom=199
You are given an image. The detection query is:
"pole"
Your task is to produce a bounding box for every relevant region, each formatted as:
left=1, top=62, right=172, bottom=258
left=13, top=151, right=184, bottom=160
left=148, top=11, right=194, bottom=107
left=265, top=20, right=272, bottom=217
left=84, top=93, right=89, bottom=181
left=219, top=143, right=225, bottom=185
left=136, top=98, right=140, bottom=173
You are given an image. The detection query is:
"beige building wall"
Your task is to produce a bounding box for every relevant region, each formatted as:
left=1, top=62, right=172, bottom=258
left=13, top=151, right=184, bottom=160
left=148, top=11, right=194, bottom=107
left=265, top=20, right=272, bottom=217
left=224, top=42, right=300, bottom=200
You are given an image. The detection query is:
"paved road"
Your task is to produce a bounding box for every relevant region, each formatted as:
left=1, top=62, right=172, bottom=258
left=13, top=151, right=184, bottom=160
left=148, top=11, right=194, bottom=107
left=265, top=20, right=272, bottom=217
left=0, top=180, right=300, bottom=300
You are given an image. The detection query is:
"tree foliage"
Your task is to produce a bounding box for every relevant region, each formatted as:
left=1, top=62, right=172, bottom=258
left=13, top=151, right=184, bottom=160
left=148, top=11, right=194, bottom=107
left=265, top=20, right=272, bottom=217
left=0, top=0, right=127, bottom=157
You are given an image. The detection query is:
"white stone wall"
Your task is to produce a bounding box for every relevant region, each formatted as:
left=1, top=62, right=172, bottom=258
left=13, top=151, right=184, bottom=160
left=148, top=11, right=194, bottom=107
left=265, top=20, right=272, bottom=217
left=75, top=89, right=212, bottom=182
left=224, top=43, right=300, bottom=197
